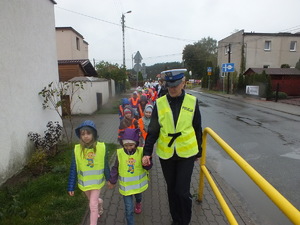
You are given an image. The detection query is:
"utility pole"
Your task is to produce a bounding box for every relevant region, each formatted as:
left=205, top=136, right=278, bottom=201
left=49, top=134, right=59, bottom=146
left=121, top=11, right=131, bottom=68
left=227, top=44, right=231, bottom=94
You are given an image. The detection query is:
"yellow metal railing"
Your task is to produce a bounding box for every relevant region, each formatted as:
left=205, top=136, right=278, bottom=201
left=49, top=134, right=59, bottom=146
left=198, top=127, right=300, bottom=225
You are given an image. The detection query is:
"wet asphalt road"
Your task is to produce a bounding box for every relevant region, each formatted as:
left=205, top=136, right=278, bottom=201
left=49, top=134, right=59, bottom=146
left=189, top=90, right=300, bottom=225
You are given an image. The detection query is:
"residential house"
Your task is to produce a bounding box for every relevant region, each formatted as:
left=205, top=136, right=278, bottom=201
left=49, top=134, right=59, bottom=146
left=244, top=68, right=300, bottom=96
left=0, top=0, right=61, bottom=185
left=56, top=27, right=89, bottom=60
left=55, top=27, right=115, bottom=114
left=218, top=30, right=300, bottom=75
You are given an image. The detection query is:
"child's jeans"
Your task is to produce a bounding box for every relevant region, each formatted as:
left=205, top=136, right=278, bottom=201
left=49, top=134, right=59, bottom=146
left=85, top=189, right=101, bottom=225
left=123, top=193, right=142, bottom=225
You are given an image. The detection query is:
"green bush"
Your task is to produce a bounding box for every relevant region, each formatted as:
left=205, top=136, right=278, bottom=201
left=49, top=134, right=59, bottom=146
left=26, top=150, right=48, bottom=176
left=272, top=91, right=288, bottom=99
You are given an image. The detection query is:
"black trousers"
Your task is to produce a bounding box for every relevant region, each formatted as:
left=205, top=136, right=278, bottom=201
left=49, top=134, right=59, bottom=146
left=159, top=156, right=195, bottom=225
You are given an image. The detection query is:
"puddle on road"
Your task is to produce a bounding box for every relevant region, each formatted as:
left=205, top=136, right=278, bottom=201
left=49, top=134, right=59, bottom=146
left=207, top=146, right=292, bottom=225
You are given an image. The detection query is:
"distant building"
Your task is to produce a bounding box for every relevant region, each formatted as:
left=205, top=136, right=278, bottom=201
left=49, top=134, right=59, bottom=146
left=218, top=30, right=300, bottom=75
left=56, top=27, right=97, bottom=81
left=55, top=27, right=115, bottom=114
left=56, top=27, right=89, bottom=60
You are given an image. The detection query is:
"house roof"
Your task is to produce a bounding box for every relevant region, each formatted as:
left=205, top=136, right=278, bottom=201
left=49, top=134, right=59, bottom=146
left=244, top=68, right=300, bottom=76
left=55, top=27, right=84, bottom=39
left=244, top=32, right=300, bottom=37
left=58, top=59, right=98, bottom=76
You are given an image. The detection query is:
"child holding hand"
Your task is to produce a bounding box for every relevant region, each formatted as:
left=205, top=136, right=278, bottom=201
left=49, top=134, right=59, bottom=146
left=67, top=120, right=110, bottom=225
left=107, top=128, right=152, bottom=225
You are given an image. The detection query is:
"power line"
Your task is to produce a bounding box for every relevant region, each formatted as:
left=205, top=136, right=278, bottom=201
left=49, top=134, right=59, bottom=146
left=55, top=6, right=197, bottom=43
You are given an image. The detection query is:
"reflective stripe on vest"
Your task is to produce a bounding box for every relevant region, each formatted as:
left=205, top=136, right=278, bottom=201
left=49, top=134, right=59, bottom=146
left=78, top=177, right=105, bottom=187
left=119, top=180, right=148, bottom=192
left=117, top=147, right=148, bottom=196
left=156, top=94, right=198, bottom=159
left=78, top=169, right=104, bottom=176
left=74, top=142, right=106, bottom=191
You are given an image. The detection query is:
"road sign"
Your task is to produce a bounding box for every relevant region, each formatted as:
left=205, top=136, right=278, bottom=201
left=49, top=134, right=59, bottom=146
left=133, top=51, right=143, bottom=64
left=133, top=63, right=142, bottom=72
left=207, top=67, right=212, bottom=75
left=222, top=63, right=235, bottom=72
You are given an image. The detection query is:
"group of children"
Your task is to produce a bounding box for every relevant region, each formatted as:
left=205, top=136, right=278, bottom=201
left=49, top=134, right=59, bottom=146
left=118, top=90, right=155, bottom=147
left=67, top=91, right=155, bottom=225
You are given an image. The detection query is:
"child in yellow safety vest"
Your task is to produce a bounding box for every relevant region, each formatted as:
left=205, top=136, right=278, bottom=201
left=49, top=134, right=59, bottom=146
left=107, top=128, right=152, bottom=225
left=67, top=120, right=111, bottom=225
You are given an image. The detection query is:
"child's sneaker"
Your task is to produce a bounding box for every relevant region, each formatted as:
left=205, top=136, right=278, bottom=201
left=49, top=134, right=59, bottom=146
left=134, top=202, right=142, bottom=214
left=98, top=198, right=104, bottom=216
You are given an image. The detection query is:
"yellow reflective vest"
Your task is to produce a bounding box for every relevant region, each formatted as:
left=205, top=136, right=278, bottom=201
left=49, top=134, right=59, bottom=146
left=74, top=142, right=106, bottom=191
left=156, top=94, right=199, bottom=159
left=117, top=147, right=148, bottom=196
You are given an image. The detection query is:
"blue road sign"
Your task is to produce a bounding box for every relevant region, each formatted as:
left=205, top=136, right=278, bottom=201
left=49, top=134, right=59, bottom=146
left=222, top=63, right=235, bottom=72
left=207, top=67, right=212, bottom=72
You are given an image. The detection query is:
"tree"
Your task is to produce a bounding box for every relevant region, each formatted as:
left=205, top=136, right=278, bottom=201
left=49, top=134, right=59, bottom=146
left=96, top=61, right=126, bottom=81
left=182, top=37, right=218, bottom=80
left=281, top=64, right=290, bottom=68
left=39, top=81, right=85, bottom=144
left=145, top=62, right=183, bottom=80
left=96, top=61, right=127, bottom=93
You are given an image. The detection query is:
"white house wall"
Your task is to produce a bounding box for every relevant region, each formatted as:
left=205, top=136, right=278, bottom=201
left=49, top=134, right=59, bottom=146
left=0, top=0, right=60, bottom=185
left=70, top=81, right=110, bottom=114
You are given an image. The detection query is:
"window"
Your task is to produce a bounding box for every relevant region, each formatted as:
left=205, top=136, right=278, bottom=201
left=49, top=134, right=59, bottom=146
left=263, top=65, right=270, bottom=68
left=76, top=37, right=80, bottom=50
left=290, top=41, right=297, bottom=51
left=224, top=45, right=231, bottom=55
left=264, top=41, right=271, bottom=51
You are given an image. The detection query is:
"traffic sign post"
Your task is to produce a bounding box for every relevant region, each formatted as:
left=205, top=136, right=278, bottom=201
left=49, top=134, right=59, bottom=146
left=222, top=63, right=234, bottom=72
left=207, top=67, right=212, bottom=75
left=222, top=63, right=234, bottom=94
left=207, top=67, right=212, bottom=90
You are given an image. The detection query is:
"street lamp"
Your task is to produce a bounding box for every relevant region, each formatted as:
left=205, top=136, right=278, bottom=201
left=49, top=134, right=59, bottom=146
left=121, top=10, right=132, bottom=68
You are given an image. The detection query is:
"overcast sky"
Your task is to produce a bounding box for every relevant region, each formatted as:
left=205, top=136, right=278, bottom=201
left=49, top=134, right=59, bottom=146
left=54, top=0, right=300, bottom=68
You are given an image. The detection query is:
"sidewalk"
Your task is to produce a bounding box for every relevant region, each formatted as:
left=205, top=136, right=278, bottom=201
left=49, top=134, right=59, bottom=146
left=193, top=87, right=300, bottom=117
left=79, top=116, right=255, bottom=225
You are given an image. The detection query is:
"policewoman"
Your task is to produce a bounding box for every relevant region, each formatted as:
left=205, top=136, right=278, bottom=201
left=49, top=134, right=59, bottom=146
left=142, top=69, right=202, bottom=225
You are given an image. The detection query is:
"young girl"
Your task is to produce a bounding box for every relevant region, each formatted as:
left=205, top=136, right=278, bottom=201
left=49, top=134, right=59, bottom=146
left=67, top=120, right=110, bottom=225
left=138, top=104, right=153, bottom=146
left=118, top=105, right=138, bottom=141
left=107, top=128, right=152, bottom=225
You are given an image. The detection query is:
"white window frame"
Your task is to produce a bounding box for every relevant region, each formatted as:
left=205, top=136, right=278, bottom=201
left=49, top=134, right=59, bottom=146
left=264, top=40, right=271, bottom=51
left=290, top=41, right=297, bottom=51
